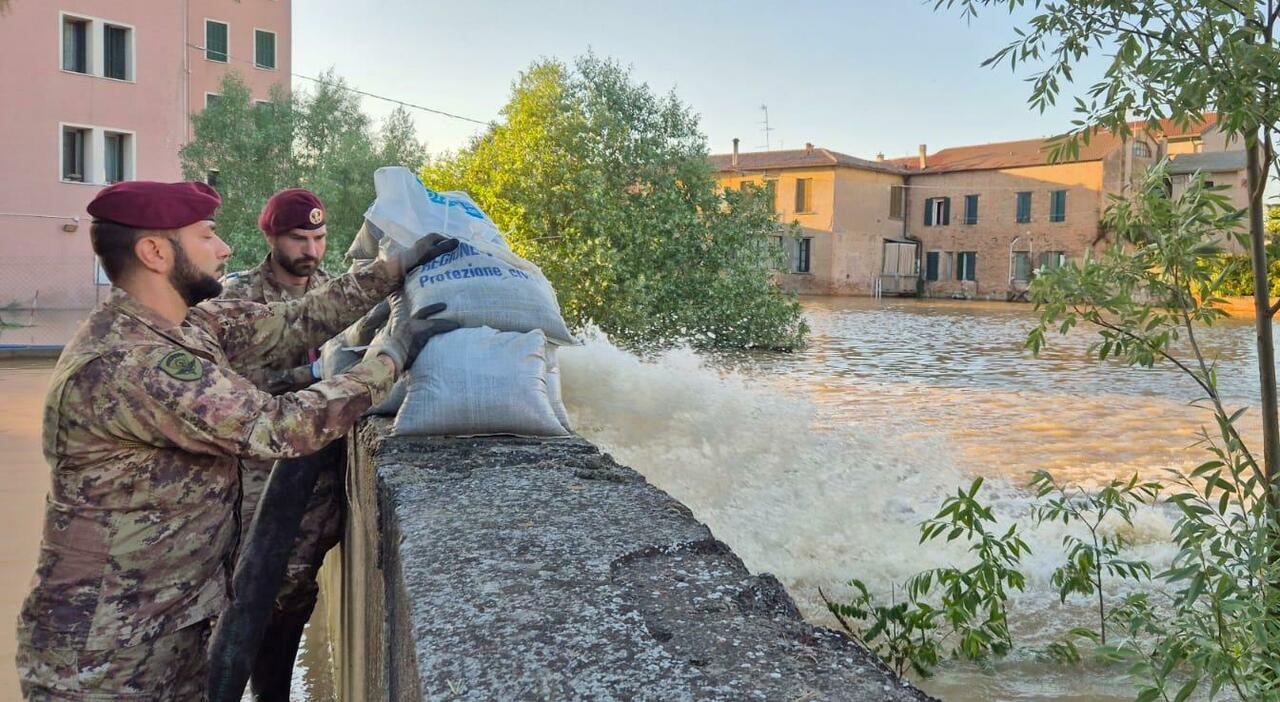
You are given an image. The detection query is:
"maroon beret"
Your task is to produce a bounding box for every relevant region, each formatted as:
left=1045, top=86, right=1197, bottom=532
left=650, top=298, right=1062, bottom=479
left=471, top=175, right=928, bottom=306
left=87, top=181, right=221, bottom=229
left=259, top=188, right=326, bottom=236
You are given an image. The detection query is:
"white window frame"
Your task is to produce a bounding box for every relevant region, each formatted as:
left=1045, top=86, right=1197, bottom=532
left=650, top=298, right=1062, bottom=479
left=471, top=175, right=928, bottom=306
left=204, top=18, right=230, bottom=63
left=253, top=27, right=277, bottom=70
left=58, top=12, right=136, bottom=83
left=205, top=92, right=222, bottom=109
left=57, top=122, right=136, bottom=186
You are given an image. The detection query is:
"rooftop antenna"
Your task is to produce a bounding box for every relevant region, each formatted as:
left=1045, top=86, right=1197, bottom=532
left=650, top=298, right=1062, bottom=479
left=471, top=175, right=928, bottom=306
left=758, top=104, right=774, bottom=151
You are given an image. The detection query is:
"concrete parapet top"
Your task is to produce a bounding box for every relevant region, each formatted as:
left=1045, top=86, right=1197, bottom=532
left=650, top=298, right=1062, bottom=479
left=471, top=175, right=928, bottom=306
left=352, top=420, right=934, bottom=701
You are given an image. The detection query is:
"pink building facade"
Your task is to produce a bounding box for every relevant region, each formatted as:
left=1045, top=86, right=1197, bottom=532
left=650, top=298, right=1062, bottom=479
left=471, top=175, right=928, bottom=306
left=0, top=0, right=290, bottom=309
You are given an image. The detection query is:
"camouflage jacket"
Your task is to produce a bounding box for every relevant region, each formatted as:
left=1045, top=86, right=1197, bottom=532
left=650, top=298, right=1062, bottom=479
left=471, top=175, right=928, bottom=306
left=19, top=261, right=399, bottom=650
left=219, top=255, right=332, bottom=393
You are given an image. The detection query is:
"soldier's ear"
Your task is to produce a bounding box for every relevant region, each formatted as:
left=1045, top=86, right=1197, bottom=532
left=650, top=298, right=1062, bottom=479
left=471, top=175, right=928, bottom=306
left=134, top=232, right=176, bottom=274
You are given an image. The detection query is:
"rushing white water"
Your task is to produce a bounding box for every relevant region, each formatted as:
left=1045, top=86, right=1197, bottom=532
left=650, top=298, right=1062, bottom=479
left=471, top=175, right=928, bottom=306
left=556, top=298, right=1266, bottom=701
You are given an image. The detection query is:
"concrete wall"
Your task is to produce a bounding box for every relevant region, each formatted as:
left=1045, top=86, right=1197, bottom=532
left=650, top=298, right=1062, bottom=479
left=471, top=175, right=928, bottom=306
left=319, top=421, right=935, bottom=701
left=0, top=0, right=289, bottom=310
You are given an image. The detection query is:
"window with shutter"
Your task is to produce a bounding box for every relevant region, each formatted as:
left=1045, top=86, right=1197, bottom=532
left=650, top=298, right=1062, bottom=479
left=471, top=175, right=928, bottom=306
left=925, top=251, right=940, bottom=281
left=1016, top=192, right=1031, bottom=223
left=889, top=185, right=905, bottom=220
left=206, top=21, right=228, bottom=62
left=1050, top=190, right=1067, bottom=222
left=794, top=178, right=812, bottom=213
left=796, top=238, right=811, bottom=273
left=964, top=194, right=979, bottom=225
left=255, top=30, right=276, bottom=70
left=957, top=252, right=977, bottom=281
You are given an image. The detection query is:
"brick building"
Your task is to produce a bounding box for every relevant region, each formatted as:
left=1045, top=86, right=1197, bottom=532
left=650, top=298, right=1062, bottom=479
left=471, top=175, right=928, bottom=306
left=0, top=0, right=291, bottom=309
left=710, top=115, right=1244, bottom=300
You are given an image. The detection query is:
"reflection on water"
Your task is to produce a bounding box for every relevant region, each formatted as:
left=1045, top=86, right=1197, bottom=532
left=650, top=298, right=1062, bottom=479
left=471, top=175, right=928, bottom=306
left=561, top=297, right=1267, bottom=702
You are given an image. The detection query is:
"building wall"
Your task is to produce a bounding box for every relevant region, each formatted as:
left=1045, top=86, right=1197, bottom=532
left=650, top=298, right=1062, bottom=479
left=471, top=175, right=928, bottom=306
left=722, top=165, right=908, bottom=295
left=830, top=168, right=909, bottom=295
left=0, top=1, right=289, bottom=309
left=188, top=0, right=292, bottom=137
left=905, top=160, right=1107, bottom=300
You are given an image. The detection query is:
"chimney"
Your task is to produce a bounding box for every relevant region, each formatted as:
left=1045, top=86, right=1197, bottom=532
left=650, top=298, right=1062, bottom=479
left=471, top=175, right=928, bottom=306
left=805, top=142, right=814, bottom=153
left=732, top=137, right=739, bottom=167
left=918, top=144, right=928, bottom=170
left=875, top=152, right=885, bottom=162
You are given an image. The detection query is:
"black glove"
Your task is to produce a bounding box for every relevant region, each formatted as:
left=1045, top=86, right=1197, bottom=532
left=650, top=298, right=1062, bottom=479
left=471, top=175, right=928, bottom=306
left=376, top=233, right=460, bottom=278
left=363, top=293, right=459, bottom=373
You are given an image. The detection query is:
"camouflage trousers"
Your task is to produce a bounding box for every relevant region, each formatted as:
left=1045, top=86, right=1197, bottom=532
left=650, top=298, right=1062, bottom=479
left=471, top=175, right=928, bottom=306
left=16, top=619, right=212, bottom=701
left=239, top=442, right=346, bottom=615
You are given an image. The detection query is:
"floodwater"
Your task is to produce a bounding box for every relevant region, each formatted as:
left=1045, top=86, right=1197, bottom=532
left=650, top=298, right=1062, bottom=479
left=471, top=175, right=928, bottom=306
left=1, top=298, right=1268, bottom=701
left=560, top=297, right=1267, bottom=702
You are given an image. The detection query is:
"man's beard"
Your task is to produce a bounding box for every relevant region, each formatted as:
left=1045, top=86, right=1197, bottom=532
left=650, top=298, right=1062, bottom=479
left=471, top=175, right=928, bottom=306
left=276, top=251, right=319, bottom=278
left=169, top=240, right=223, bottom=306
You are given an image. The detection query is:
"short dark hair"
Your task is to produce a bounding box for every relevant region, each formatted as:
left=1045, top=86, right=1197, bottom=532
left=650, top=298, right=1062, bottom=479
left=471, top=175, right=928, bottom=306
left=90, top=220, right=162, bottom=284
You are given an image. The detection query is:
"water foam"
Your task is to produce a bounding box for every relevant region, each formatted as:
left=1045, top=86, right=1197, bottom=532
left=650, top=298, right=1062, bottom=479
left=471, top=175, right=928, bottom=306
left=558, top=331, right=1182, bottom=631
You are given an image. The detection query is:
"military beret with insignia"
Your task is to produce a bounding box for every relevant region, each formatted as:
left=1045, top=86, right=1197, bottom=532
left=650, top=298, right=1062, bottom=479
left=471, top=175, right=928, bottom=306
left=259, top=188, right=326, bottom=236
left=87, top=181, right=221, bottom=230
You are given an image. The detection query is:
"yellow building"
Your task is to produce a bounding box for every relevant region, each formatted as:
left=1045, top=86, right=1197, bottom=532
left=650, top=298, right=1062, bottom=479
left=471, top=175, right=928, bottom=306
left=710, top=141, right=914, bottom=296
left=710, top=115, right=1242, bottom=299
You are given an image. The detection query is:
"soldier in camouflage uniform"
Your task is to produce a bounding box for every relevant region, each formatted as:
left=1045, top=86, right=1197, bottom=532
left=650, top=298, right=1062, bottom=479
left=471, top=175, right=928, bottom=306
left=16, top=181, right=457, bottom=701
left=218, top=189, right=346, bottom=701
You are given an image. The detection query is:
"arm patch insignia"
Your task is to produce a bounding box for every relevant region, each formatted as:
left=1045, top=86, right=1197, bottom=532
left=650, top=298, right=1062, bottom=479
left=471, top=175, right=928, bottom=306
left=159, top=350, right=204, bottom=382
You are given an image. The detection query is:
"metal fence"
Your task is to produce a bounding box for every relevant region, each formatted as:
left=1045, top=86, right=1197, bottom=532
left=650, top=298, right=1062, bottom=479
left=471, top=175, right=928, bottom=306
left=0, top=253, right=105, bottom=311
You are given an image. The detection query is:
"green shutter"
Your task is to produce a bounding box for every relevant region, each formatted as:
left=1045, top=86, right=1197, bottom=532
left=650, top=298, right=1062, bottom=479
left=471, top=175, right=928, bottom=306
left=1051, top=190, right=1067, bottom=222
left=206, top=21, right=227, bottom=62
left=941, top=197, right=951, bottom=226
left=1016, top=192, right=1030, bottom=223
left=924, top=198, right=934, bottom=226
left=255, top=30, right=276, bottom=69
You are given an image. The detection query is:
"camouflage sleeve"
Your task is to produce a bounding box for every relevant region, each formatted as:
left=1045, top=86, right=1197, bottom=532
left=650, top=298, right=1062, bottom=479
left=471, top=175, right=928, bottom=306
left=106, top=346, right=395, bottom=460
left=240, top=363, right=318, bottom=395
left=198, top=260, right=401, bottom=371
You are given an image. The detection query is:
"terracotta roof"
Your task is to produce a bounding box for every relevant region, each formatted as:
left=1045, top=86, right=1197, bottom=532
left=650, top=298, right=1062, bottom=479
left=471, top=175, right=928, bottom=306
left=886, top=114, right=1220, bottom=174
left=709, top=147, right=906, bottom=175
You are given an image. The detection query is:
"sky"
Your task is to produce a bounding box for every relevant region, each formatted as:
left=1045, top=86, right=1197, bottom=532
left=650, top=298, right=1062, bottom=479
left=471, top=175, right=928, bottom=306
left=292, top=1, right=1111, bottom=159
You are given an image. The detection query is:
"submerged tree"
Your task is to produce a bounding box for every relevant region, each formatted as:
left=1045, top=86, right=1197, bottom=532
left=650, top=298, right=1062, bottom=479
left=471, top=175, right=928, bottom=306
left=422, top=54, right=806, bottom=351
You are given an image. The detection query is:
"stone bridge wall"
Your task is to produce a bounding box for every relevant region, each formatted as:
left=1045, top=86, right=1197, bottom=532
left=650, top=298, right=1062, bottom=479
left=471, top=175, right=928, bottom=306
left=318, top=419, right=934, bottom=701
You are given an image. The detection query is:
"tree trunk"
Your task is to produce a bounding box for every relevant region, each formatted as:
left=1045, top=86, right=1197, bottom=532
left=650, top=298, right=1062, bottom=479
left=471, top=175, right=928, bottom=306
left=1246, top=133, right=1279, bottom=506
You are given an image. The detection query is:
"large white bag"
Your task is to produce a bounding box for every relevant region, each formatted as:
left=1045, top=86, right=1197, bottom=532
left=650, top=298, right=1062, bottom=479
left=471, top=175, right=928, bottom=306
left=392, top=327, right=571, bottom=437
left=405, top=237, right=576, bottom=345
left=365, top=166, right=507, bottom=249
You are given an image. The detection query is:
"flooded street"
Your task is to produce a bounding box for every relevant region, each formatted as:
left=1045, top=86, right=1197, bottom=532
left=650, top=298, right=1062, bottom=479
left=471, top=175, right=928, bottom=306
left=0, top=297, right=1268, bottom=700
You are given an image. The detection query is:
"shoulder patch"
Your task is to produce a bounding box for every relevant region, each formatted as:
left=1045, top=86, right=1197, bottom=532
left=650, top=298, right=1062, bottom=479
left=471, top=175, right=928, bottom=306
left=158, top=350, right=204, bottom=382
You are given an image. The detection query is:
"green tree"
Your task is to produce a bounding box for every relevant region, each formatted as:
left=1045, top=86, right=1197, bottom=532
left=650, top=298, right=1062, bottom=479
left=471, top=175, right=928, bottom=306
left=180, top=72, right=296, bottom=271
left=182, top=71, right=427, bottom=273
left=421, top=55, right=806, bottom=350
left=910, top=2, right=1280, bottom=697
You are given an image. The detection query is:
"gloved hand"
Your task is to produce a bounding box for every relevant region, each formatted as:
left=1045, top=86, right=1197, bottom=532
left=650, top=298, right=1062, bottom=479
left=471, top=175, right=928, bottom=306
left=376, top=233, right=459, bottom=278
left=363, top=293, right=460, bottom=374
left=342, top=299, right=392, bottom=347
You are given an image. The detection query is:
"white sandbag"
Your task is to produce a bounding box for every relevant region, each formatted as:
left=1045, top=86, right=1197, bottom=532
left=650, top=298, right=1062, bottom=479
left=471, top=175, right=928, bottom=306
left=365, top=167, right=507, bottom=249
left=545, top=346, right=571, bottom=432
left=406, top=237, right=576, bottom=344
left=392, top=327, right=569, bottom=438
